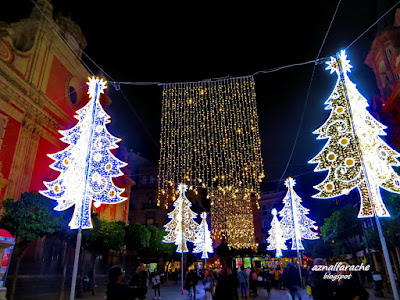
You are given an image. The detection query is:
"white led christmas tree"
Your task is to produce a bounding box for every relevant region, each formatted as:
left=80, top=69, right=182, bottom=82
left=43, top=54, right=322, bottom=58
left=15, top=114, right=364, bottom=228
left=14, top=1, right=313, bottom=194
left=40, top=77, right=127, bottom=229
left=163, top=184, right=200, bottom=253
left=279, top=177, right=319, bottom=250
left=309, top=50, right=400, bottom=218
left=267, top=208, right=287, bottom=257
left=193, top=212, right=213, bottom=259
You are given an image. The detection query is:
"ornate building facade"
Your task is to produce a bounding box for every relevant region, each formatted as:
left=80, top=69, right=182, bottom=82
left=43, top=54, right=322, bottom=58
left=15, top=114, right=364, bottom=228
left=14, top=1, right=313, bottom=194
left=0, top=0, right=133, bottom=222
left=365, top=8, right=400, bottom=148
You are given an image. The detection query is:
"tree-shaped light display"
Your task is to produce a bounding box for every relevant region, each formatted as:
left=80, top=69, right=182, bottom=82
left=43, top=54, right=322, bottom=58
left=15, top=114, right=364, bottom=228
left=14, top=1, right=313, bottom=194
left=193, top=212, right=213, bottom=259
left=309, top=51, right=400, bottom=300
left=278, top=177, right=319, bottom=250
left=267, top=208, right=287, bottom=257
left=163, top=184, right=200, bottom=253
left=309, top=50, right=400, bottom=218
left=40, top=77, right=128, bottom=229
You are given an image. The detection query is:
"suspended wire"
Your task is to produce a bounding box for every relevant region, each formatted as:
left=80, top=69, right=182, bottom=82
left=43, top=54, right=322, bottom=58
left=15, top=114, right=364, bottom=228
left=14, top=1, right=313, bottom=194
left=252, top=58, right=327, bottom=76
left=116, top=88, right=161, bottom=149
left=31, top=0, right=399, bottom=86
left=29, top=0, right=95, bottom=76
left=29, top=0, right=400, bottom=185
left=30, top=0, right=160, bottom=149
left=276, top=0, right=342, bottom=192
left=345, top=0, right=400, bottom=50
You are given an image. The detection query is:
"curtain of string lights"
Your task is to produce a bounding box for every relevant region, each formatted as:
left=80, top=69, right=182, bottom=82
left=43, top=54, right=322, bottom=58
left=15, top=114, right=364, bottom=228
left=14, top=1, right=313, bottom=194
left=157, top=76, right=265, bottom=249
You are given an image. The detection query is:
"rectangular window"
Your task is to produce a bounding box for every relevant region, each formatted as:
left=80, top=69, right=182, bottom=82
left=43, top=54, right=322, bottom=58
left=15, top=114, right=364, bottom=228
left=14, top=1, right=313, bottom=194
left=261, top=205, right=267, bottom=215
left=146, top=217, right=155, bottom=227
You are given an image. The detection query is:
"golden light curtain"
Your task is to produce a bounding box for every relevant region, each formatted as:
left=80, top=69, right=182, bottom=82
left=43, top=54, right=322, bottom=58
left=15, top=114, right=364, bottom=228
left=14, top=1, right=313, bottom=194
left=158, top=76, right=264, bottom=249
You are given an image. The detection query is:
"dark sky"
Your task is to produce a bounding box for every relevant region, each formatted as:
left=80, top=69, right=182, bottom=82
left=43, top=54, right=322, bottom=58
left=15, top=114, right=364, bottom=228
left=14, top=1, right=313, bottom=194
left=2, top=0, right=400, bottom=221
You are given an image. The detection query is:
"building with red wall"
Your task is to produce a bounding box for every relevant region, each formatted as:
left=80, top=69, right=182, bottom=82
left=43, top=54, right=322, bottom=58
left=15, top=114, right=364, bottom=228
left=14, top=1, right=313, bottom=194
left=365, top=8, right=400, bottom=149
left=0, top=0, right=133, bottom=223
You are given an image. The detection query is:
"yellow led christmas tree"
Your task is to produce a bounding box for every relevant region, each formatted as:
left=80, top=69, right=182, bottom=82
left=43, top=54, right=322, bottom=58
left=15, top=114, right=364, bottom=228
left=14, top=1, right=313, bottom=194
left=309, top=50, right=400, bottom=218
left=163, top=184, right=200, bottom=253
left=278, top=177, right=319, bottom=250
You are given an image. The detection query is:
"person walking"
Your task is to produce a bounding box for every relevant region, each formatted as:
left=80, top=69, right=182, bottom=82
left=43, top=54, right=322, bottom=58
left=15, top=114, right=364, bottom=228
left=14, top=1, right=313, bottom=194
left=274, top=266, right=283, bottom=289
left=283, top=263, right=302, bottom=300
left=214, top=268, right=238, bottom=300
left=203, top=268, right=216, bottom=300
left=264, top=268, right=272, bottom=297
left=237, top=267, right=248, bottom=298
left=334, top=264, right=369, bottom=300
left=249, top=268, right=258, bottom=297
left=152, top=271, right=161, bottom=299
left=106, top=265, right=146, bottom=300
left=185, top=270, right=199, bottom=299
left=310, top=258, right=335, bottom=300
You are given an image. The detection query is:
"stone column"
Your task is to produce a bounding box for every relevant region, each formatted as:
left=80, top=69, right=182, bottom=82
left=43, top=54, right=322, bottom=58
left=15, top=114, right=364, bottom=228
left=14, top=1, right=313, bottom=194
left=4, top=114, right=41, bottom=201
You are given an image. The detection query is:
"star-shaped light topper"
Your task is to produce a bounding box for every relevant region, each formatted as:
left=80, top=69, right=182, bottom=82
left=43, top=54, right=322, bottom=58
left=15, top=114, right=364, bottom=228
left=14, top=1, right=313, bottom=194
left=325, top=50, right=352, bottom=76
left=284, top=177, right=296, bottom=188
left=177, top=183, right=188, bottom=194
left=87, top=76, right=107, bottom=100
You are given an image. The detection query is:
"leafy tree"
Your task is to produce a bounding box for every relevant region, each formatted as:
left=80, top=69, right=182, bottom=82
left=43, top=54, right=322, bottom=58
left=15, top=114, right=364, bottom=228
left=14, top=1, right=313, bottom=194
left=86, top=219, right=125, bottom=254
left=380, top=192, right=400, bottom=247
left=147, top=226, right=174, bottom=259
left=0, top=192, right=66, bottom=300
left=303, top=239, right=333, bottom=259
left=125, top=223, right=151, bottom=254
left=84, top=219, right=125, bottom=295
left=320, top=206, right=362, bottom=258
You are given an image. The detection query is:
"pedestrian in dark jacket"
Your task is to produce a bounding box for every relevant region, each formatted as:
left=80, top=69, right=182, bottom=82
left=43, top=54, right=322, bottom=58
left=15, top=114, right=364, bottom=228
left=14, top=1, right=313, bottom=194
left=334, top=265, right=369, bottom=300
left=106, top=265, right=146, bottom=300
left=283, top=263, right=302, bottom=300
left=214, top=268, right=238, bottom=300
left=249, top=268, right=258, bottom=297
left=310, top=258, right=335, bottom=300
left=237, top=267, right=248, bottom=298
left=185, top=270, right=199, bottom=299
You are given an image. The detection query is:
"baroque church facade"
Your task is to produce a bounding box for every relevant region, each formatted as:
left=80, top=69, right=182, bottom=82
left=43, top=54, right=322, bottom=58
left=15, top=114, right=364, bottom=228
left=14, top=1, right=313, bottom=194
left=0, top=0, right=133, bottom=222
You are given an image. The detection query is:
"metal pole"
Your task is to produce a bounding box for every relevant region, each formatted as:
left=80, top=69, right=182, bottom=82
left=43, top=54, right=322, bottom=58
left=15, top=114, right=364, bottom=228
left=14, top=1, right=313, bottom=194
left=180, top=188, right=185, bottom=294
left=181, top=252, right=184, bottom=293
left=70, top=228, right=82, bottom=300
left=289, top=179, right=303, bottom=288
left=335, top=53, right=398, bottom=299
left=375, top=216, right=399, bottom=300
left=297, top=248, right=303, bottom=288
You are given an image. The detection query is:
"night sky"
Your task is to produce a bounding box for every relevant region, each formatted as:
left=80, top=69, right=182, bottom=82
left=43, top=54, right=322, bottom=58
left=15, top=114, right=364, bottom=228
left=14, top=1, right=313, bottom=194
left=2, top=0, right=400, bottom=222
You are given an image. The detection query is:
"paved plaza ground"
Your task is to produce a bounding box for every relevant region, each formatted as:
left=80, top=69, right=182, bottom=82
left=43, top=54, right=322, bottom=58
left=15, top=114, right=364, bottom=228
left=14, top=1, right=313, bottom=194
left=13, top=277, right=395, bottom=300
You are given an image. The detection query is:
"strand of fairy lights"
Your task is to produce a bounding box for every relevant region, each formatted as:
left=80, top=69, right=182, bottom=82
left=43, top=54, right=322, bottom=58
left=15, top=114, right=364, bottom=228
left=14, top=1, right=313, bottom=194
left=158, top=76, right=264, bottom=249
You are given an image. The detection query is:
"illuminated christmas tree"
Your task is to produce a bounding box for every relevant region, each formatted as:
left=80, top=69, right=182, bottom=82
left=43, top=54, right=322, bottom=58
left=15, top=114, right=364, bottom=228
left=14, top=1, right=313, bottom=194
left=40, top=77, right=127, bottom=229
left=193, top=212, right=213, bottom=259
left=163, top=184, right=200, bottom=253
left=267, top=208, right=287, bottom=257
left=278, top=178, right=319, bottom=250
left=309, top=50, right=400, bottom=218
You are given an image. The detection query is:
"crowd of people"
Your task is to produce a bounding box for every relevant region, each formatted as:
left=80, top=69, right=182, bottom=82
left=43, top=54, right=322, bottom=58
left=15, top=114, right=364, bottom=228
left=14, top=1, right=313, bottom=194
left=200, top=261, right=369, bottom=300
left=105, top=259, right=371, bottom=300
